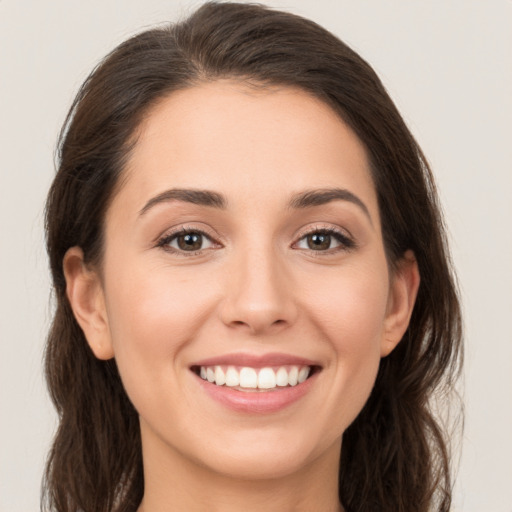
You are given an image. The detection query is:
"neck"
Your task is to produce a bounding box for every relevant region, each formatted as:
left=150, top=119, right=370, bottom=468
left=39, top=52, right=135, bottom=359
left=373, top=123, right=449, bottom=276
left=137, top=429, right=344, bottom=512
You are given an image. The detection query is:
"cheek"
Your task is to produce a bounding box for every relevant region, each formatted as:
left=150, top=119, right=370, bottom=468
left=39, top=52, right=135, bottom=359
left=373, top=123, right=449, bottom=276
left=102, top=262, right=220, bottom=396
left=304, top=262, right=389, bottom=345
left=107, top=263, right=216, bottom=341
left=300, top=263, right=389, bottom=427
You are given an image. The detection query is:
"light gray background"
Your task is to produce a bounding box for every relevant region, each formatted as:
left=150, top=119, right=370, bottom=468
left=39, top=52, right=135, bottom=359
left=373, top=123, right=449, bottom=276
left=1, top=1, right=511, bottom=511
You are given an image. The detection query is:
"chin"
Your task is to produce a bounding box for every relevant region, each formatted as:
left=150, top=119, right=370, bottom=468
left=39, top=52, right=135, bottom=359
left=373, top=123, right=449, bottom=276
left=200, top=448, right=316, bottom=481
left=186, top=425, right=338, bottom=481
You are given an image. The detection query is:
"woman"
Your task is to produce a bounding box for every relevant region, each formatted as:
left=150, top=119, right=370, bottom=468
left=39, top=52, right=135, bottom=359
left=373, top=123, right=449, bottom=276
left=42, top=2, right=462, bottom=511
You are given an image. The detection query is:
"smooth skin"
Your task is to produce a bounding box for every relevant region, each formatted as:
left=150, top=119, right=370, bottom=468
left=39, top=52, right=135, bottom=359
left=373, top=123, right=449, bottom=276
left=64, top=80, right=420, bottom=512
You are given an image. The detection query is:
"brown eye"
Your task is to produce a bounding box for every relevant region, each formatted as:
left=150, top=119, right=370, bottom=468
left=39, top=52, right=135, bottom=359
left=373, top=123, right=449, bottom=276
left=294, top=229, right=354, bottom=252
left=177, top=232, right=203, bottom=251
left=160, top=230, right=215, bottom=253
left=307, top=233, right=332, bottom=250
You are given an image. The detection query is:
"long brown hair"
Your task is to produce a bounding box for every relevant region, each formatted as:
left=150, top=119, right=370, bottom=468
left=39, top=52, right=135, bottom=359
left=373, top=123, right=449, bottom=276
left=42, top=2, right=463, bottom=511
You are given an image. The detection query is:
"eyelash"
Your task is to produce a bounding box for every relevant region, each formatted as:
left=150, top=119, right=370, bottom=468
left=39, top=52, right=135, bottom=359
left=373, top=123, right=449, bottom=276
left=156, top=225, right=355, bottom=256
left=156, top=226, right=218, bottom=256
left=293, top=226, right=356, bottom=254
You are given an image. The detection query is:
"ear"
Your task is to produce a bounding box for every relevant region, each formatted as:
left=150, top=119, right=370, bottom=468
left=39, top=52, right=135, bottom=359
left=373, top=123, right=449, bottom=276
left=63, top=247, right=114, bottom=360
left=381, top=250, right=420, bottom=357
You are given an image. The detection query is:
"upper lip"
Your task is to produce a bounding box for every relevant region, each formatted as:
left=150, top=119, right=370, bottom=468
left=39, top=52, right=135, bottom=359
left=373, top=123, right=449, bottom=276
left=191, top=352, right=321, bottom=368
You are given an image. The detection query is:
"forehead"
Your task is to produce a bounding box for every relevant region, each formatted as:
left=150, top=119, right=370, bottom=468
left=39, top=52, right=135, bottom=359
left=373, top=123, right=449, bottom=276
left=116, top=80, right=378, bottom=218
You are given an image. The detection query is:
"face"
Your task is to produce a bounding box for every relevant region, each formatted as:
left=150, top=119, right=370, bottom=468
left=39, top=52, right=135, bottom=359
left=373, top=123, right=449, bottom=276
left=66, top=80, right=418, bottom=482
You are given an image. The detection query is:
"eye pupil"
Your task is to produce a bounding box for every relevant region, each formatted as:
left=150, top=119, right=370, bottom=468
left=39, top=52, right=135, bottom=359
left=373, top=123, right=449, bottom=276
left=308, top=233, right=331, bottom=250
left=178, top=233, right=202, bottom=251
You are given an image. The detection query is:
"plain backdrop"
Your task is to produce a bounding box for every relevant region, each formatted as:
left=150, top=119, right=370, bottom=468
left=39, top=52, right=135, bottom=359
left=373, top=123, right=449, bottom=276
left=1, top=1, right=511, bottom=511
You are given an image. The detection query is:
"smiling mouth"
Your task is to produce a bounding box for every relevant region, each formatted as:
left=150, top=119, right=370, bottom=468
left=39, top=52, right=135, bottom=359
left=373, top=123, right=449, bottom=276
left=191, top=364, right=320, bottom=391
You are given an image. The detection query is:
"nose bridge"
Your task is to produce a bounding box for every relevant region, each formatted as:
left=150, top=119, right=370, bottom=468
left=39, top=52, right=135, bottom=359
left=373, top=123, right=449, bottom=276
left=221, top=236, right=296, bottom=334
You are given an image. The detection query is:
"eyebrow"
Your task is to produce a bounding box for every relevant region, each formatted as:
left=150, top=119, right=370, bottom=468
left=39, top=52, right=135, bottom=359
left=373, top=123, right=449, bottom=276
left=138, top=186, right=372, bottom=224
left=289, top=188, right=372, bottom=224
left=139, top=188, right=227, bottom=215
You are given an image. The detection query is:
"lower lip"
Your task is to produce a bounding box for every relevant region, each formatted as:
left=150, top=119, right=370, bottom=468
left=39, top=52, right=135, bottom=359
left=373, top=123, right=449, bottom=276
left=194, top=372, right=318, bottom=414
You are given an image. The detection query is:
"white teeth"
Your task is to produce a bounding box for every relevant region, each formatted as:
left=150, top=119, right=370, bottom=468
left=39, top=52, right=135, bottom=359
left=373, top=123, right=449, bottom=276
left=276, top=367, right=289, bottom=387
left=225, top=366, right=240, bottom=387
left=257, top=367, right=276, bottom=389
left=288, top=366, right=298, bottom=386
left=214, top=366, right=226, bottom=386
left=239, top=367, right=258, bottom=388
left=298, top=366, right=310, bottom=383
left=198, top=364, right=313, bottom=389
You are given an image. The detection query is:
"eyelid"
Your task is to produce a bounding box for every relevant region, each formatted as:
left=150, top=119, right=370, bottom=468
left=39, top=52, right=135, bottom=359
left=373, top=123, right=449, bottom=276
left=154, top=222, right=356, bottom=256
left=156, top=224, right=222, bottom=255
left=292, top=224, right=356, bottom=252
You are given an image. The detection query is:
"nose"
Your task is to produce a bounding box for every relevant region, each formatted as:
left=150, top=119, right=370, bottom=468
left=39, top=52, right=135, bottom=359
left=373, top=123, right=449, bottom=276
left=219, top=244, right=298, bottom=336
